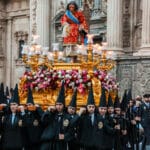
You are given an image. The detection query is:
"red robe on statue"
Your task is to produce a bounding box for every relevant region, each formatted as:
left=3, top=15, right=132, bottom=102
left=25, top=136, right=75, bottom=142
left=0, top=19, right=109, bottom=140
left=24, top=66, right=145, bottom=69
left=61, top=11, right=88, bottom=45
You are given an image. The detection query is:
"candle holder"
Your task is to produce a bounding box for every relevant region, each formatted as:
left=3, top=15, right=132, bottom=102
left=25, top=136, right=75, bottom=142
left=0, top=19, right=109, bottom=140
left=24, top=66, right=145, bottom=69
left=21, top=34, right=116, bottom=72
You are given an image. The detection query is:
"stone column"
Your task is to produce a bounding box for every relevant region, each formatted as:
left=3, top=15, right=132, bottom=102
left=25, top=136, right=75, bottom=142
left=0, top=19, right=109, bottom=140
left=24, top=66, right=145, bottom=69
left=5, top=18, right=12, bottom=87
left=107, top=0, right=123, bottom=55
left=135, top=0, right=150, bottom=56
left=36, top=0, right=50, bottom=47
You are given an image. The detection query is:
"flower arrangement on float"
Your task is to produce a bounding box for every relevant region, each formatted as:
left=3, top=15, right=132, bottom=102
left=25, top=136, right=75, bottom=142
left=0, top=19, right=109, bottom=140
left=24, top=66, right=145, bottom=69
left=20, top=68, right=119, bottom=94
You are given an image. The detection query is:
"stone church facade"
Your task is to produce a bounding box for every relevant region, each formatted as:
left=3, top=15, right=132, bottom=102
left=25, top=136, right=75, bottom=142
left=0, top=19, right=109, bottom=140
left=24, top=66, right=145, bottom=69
left=0, top=0, right=150, bottom=97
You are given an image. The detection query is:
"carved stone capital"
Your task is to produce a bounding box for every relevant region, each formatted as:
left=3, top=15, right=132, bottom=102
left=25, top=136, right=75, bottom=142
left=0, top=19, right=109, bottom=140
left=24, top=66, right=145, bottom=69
left=14, top=31, right=28, bottom=42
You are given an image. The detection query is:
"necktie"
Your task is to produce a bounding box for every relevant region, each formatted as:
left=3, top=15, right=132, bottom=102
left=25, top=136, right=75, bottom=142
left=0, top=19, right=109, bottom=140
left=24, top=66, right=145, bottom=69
left=12, top=114, right=15, bottom=125
left=90, top=114, right=94, bottom=125
left=58, top=114, right=62, bottom=122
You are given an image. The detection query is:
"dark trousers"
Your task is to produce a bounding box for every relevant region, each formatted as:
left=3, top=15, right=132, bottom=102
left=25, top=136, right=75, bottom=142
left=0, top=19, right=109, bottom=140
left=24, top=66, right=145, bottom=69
left=40, top=141, right=53, bottom=150
left=25, top=145, right=41, bottom=150
left=2, top=148, right=22, bottom=150
left=84, top=146, right=98, bottom=150
left=68, top=141, right=80, bottom=150
left=53, top=141, right=67, bottom=150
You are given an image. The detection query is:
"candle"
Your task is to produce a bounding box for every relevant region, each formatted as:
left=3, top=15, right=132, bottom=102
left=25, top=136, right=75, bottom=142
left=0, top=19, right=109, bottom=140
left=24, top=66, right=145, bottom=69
left=35, top=45, right=42, bottom=54
left=77, top=44, right=86, bottom=55
left=32, top=35, right=40, bottom=44
left=58, top=51, right=64, bottom=60
left=93, top=44, right=99, bottom=54
left=22, top=45, right=29, bottom=54
left=77, top=45, right=83, bottom=54
left=106, top=51, right=112, bottom=59
left=29, top=47, right=35, bottom=56
left=97, top=46, right=102, bottom=55
left=101, top=42, right=107, bottom=50
left=52, top=43, right=59, bottom=51
left=42, top=47, right=49, bottom=56
left=87, top=34, right=94, bottom=44
left=48, top=52, right=53, bottom=61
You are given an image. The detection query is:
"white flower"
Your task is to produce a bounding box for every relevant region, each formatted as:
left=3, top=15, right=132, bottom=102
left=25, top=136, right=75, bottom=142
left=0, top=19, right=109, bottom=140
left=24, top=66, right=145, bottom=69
left=40, top=74, right=44, bottom=77
left=70, top=82, right=75, bottom=87
left=69, top=83, right=72, bottom=87
left=27, top=76, right=31, bottom=80
left=87, top=75, right=91, bottom=79
left=58, top=71, right=62, bottom=74
left=98, top=75, right=101, bottom=79
left=65, top=74, right=71, bottom=79
left=35, top=87, right=39, bottom=91
left=79, top=70, right=82, bottom=74
left=32, top=72, right=36, bottom=75
left=78, top=75, right=81, bottom=79
left=34, top=76, right=37, bottom=79
left=58, top=74, right=62, bottom=78
left=79, top=79, right=83, bottom=83
left=87, top=82, right=91, bottom=87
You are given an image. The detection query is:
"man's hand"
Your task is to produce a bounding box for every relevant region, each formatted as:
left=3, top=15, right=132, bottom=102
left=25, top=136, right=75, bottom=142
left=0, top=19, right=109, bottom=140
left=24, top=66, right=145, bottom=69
left=114, top=124, right=120, bottom=130
left=18, top=105, right=25, bottom=113
left=135, top=116, right=141, bottom=121
left=48, top=106, right=56, bottom=112
left=131, top=120, right=136, bottom=125
left=59, top=134, right=64, bottom=140
left=35, top=104, right=40, bottom=108
left=1, top=103, right=7, bottom=107
left=122, top=130, right=127, bottom=135
left=78, top=107, right=86, bottom=116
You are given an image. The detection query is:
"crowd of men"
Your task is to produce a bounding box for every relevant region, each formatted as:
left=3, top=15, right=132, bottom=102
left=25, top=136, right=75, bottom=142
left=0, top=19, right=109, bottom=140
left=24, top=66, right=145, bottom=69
left=0, top=82, right=150, bottom=150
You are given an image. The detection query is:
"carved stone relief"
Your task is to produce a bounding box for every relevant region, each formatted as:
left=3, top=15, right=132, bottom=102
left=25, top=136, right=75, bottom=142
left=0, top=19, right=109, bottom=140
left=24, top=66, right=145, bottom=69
left=133, top=25, right=142, bottom=50
left=14, top=31, right=28, bottom=42
left=117, top=64, right=134, bottom=97
left=122, top=0, right=131, bottom=48
left=31, top=0, right=37, bottom=35
left=135, top=62, right=150, bottom=94
left=0, top=24, right=3, bottom=54
left=56, top=1, right=65, bottom=15
left=117, top=59, right=150, bottom=98
left=14, top=31, right=28, bottom=64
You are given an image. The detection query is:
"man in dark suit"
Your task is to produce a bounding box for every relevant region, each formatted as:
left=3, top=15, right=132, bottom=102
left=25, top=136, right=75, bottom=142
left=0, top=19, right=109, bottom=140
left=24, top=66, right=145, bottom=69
left=40, top=82, right=74, bottom=150
left=0, top=86, right=8, bottom=149
left=67, top=89, right=80, bottom=150
left=78, top=86, right=98, bottom=150
left=141, top=94, right=150, bottom=150
left=1, top=84, right=25, bottom=150
left=97, top=88, right=116, bottom=150
left=23, top=87, right=44, bottom=150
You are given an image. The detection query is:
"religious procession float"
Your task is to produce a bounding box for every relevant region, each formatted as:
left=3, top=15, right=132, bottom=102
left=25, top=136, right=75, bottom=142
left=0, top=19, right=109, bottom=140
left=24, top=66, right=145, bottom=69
left=19, top=34, right=118, bottom=110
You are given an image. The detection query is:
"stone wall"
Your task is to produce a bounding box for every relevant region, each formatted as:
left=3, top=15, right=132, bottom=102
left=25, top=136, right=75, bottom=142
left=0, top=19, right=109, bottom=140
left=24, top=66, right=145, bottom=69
left=3, top=0, right=29, bottom=88
left=1, top=0, right=150, bottom=97
left=117, top=56, right=150, bottom=98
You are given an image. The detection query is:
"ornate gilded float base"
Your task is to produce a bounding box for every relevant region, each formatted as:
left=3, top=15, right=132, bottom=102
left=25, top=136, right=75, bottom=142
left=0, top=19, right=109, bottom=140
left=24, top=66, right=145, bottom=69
left=20, top=89, right=95, bottom=110
left=19, top=77, right=116, bottom=110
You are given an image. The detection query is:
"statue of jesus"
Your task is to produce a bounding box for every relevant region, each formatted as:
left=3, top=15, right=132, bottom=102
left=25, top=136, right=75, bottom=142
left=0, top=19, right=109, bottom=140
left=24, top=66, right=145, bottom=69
left=61, top=1, right=89, bottom=46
